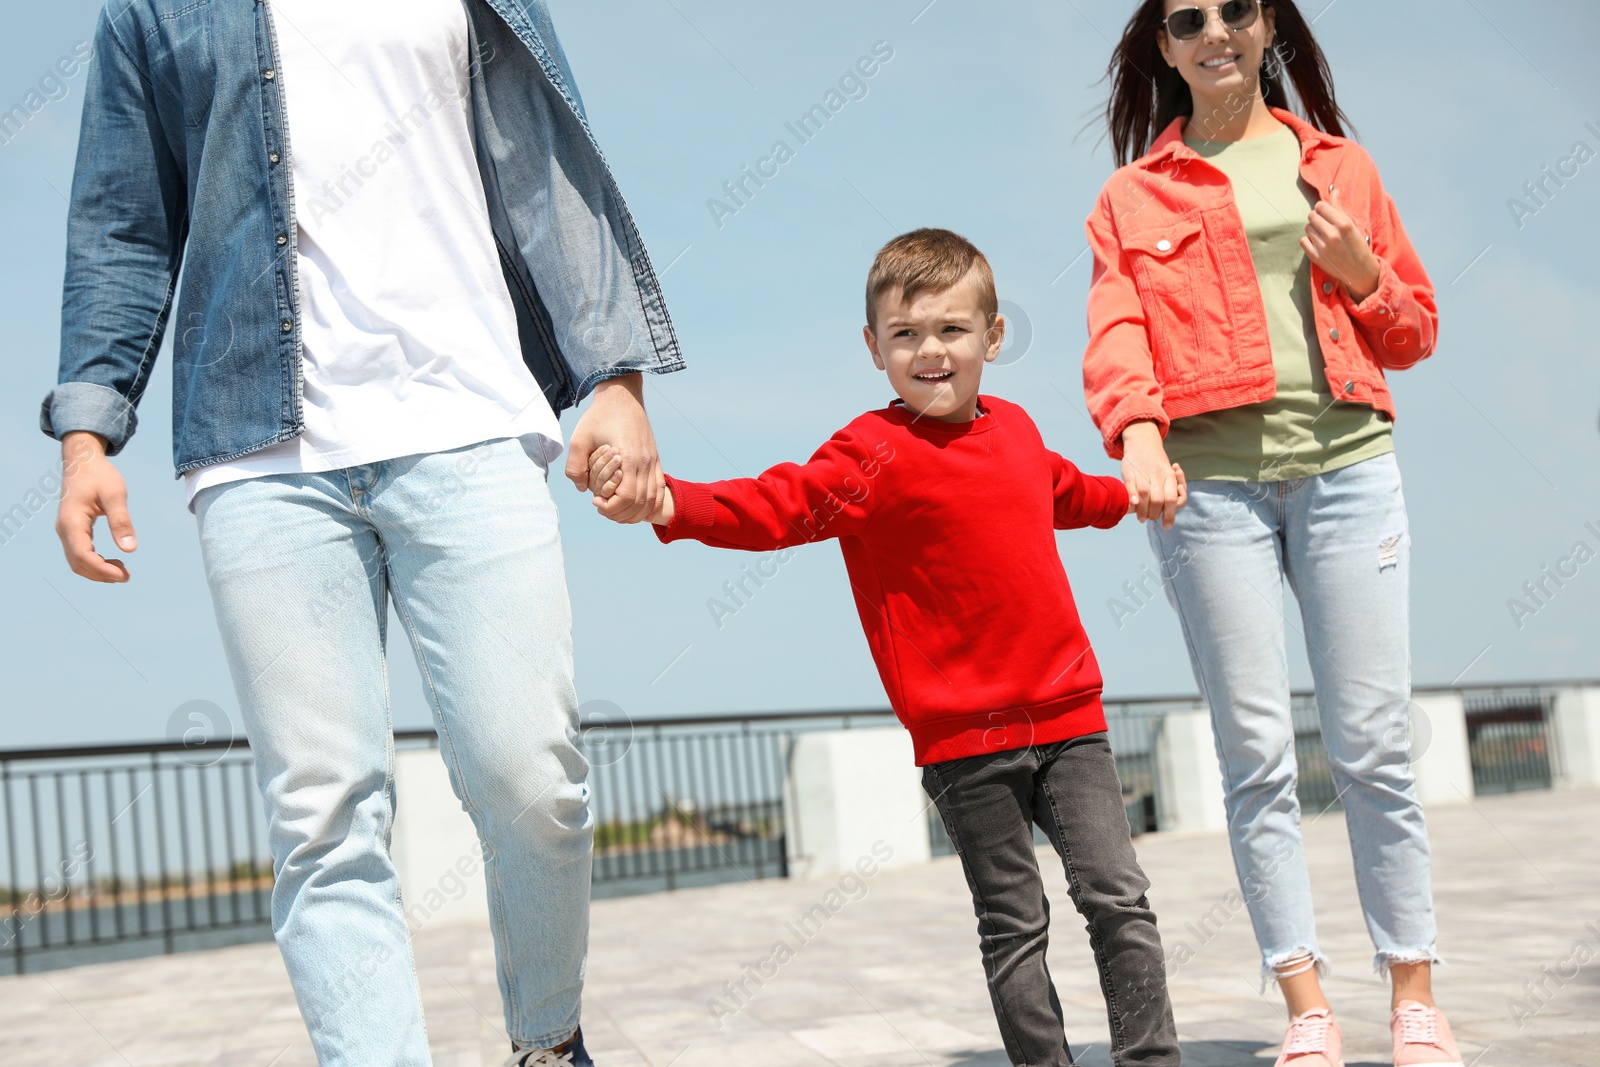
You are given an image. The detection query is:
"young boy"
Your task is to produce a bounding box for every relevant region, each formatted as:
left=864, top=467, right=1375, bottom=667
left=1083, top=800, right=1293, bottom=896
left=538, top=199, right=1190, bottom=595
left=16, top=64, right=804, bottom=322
left=590, top=229, right=1186, bottom=1067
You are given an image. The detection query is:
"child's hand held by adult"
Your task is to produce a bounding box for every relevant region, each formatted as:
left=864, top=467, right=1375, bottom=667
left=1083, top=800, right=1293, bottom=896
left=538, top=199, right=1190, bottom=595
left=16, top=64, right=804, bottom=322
left=595, top=481, right=672, bottom=525
left=588, top=445, right=624, bottom=501
left=590, top=444, right=672, bottom=526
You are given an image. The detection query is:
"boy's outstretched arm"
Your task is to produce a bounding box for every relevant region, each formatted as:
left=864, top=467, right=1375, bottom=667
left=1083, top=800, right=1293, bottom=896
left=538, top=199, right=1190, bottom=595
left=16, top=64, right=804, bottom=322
left=592, top=428, right=884, bottom=551
left=1050, top=450, right=1186, bottom=530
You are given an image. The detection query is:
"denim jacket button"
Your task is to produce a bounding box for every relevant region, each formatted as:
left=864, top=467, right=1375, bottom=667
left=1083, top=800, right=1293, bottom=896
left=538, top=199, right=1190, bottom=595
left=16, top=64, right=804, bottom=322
left=269, top=152, right=280, bottom=164
left=1329, top=327, right=1341, bottom=342
left=264, top=69, right=275, bottom=81
left=1156, top=239, right=1172, bottom=252
left=1322, top=281, right=1334, bottom=295
left=280, top=320, right=292, bottom=333
left=276, top=234, right=287, bottom=246
left=1344, top=380, right=1355, bottom=394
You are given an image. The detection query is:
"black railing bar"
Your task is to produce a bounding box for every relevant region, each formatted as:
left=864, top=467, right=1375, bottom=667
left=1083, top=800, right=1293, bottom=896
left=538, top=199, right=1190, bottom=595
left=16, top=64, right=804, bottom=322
left=3, top=761, right=20, bottom=974
left=650, top=729, right=673, bottom=890
left=0, top=713, right=876, bottom=763
left=198, top=767, right=220, bottom=931
left=29, top=774, right=46, bottom=952
left=240, top=763, right=265, bottom=925
left=80, top=773, right=99, bottom=943
left=102, top=768, right=124, bottom=941
left=609, top=738, right=635, bottom=881
left=150, top=756, right=174, bottom=954
left=128, top=767, right=149, bottom=940
left=55, top=774, right=74, bottom=947
left=220, top=762, right=240, bottom=927
left=176, top=765, right=196, bottom=932
left=11, top=681, right=1598, bottom=764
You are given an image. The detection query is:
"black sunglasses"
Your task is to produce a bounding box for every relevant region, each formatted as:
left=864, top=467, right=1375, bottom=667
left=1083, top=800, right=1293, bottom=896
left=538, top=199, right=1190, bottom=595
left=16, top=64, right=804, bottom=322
left=1164, top=0, right=1261, bottom=42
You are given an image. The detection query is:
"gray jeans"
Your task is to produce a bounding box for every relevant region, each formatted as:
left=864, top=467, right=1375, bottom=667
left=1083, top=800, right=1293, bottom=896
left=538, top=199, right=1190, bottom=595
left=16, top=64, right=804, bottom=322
left=923, top=733, right=1179, bottom=1067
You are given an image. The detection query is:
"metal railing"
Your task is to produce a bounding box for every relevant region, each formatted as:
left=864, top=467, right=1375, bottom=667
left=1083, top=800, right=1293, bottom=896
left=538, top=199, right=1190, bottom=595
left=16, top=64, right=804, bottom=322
left=576, top=710, right=891, bottom=897
left=0, top=738, right=273, bottom=978
left=1284, top=684, right=1565, bottom=812
left=2, top=684, right=1583, bottom=974
left=1461, top=687, right=1555, bottom=794
left=0, top=710, right=892, bottom=974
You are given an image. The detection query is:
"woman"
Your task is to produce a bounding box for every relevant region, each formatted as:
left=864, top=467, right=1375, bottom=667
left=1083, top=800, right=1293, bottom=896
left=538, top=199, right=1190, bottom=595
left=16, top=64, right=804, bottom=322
left=1083, top=3, right=1461, bottom=1066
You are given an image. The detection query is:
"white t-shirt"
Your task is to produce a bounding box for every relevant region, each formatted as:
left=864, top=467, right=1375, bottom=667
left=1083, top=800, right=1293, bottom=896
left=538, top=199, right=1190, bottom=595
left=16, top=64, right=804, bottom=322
left=183, top=0, right=562, bottom=508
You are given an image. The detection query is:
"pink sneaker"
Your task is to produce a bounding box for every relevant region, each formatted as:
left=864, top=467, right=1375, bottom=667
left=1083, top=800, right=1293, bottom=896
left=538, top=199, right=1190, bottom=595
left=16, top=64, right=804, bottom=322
left=1275, top=1008, right=1344, bottom=1067
left=1391, top=1001, right=1464, bottom=1067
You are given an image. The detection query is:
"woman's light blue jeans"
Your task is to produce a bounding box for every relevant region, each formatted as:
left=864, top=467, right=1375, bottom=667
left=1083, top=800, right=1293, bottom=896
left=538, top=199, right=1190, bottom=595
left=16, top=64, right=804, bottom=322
left=1147, top=452, right=1440, bottom=981
left=194, top=437, right=592, bottom=1065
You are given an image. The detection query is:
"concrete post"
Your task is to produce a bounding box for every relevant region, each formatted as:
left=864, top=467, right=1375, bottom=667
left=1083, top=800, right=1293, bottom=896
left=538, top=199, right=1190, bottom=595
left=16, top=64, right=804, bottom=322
left=1552, top=686, right=1600, bottom=789
left=391, top=747, right=489, bottom=930
left=1154, top=706, right=1227, bottom=833
left=1408, top=692, right=1474, bottom=807
left=783, top=727, right=931, bottom=880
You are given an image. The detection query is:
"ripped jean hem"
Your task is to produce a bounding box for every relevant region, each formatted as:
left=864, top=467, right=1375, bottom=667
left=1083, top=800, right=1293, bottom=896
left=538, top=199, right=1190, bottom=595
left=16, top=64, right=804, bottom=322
left=1373, top=948, right=1444, bottom=977
left=1260, top=948, right=1330, bottom=993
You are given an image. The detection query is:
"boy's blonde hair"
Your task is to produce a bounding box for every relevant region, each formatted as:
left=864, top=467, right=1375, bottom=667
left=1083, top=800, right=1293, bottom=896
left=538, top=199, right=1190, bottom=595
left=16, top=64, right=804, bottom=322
left=865, top=228, right=998, bottom=328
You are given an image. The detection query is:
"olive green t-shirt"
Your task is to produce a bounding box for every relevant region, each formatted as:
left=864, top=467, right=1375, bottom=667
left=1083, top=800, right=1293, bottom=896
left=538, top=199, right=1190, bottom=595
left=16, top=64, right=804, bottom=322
left=1163, top=124, right=1392, bottom=482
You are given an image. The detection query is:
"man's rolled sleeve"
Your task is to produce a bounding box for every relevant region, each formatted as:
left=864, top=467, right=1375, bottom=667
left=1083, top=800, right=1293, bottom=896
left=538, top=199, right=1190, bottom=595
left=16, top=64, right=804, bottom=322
left=40, top=382, right=139, bottom=455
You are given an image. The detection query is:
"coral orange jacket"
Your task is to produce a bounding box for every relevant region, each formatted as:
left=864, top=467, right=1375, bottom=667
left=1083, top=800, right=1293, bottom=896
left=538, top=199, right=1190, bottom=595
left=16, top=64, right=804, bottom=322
left=1083, top=108, right=1438, bottom=459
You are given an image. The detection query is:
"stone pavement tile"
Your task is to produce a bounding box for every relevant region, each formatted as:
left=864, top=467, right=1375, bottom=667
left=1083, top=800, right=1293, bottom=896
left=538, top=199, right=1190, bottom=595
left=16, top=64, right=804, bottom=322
left=1, top=788, right=1596, bottom=1065
left=788, top=1010, right=991, bottom=1058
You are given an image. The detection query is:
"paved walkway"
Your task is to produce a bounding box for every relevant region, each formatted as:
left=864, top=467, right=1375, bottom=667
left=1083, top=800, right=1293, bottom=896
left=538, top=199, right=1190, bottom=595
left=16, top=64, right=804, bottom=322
left=3, top=788, right=1595, bottom=1066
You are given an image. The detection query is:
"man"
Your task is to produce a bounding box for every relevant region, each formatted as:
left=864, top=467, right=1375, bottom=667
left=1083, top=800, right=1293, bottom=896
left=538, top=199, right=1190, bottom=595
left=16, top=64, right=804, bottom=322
left=41, top=1, right=680, bottom=1063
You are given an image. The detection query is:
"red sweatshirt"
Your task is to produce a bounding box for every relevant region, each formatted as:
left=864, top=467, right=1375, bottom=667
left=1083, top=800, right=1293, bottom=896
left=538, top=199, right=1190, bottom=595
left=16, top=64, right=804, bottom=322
left=655, top=395, right=1131, bottom=765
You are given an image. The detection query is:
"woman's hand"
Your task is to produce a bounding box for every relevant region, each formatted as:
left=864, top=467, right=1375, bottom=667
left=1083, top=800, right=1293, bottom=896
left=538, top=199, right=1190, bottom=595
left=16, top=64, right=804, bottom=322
left=1121, top=421, right=1185, bottom=529
left=1302, top=189, right=1381, bottom=303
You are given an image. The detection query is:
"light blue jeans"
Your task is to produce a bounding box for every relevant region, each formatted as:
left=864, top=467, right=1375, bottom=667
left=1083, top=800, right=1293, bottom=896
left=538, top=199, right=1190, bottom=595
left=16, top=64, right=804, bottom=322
left=1147, top=453, right=1440, bottom=980
left=194, top=437, right=592, bottom=1065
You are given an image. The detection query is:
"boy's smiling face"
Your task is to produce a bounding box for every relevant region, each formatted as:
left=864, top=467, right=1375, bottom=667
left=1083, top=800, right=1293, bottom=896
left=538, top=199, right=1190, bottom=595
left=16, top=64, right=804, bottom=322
left=863, top=274, right=1005, bottom=424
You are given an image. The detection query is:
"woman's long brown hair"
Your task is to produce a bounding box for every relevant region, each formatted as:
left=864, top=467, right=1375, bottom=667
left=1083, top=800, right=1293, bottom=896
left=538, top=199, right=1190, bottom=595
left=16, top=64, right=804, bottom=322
left=1104, top=0, right=1354, bottom=165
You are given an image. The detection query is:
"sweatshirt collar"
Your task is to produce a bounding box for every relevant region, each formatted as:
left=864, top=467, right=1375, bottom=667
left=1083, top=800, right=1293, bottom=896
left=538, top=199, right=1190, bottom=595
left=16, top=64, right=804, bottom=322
left=884, top=396, right=997, bottom=435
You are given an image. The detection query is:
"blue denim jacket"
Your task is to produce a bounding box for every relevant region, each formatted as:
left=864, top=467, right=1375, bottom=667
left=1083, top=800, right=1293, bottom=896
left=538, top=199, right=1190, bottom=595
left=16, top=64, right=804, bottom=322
left=40, top=0, right=683, bottom=474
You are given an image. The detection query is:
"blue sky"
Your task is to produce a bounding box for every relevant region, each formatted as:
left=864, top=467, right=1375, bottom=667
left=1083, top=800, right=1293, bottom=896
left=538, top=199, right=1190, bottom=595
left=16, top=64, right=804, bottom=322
left=2, top=0, right=1598, bottom=748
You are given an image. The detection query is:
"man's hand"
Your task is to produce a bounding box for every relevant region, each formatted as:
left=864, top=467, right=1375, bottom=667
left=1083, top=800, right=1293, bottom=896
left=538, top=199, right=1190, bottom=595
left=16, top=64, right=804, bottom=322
left=56, top=431, right=137, bottom=583
left=589, top=444, right=674, bottom=525
left=1121, top=420, right=1185, bottom=530
left=564, top=374, right=664, bottom=524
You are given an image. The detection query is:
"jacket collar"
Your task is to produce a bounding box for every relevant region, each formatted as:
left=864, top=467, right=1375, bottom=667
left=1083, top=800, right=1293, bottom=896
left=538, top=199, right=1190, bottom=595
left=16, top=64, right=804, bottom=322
left=1137, top=107, right=1349, bottom=198
left=1143, top=106, right=1340, bottom=173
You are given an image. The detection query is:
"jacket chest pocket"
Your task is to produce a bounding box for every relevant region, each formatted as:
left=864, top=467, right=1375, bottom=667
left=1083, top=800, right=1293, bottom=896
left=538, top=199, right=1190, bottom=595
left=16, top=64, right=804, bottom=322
left=1121, top=215, right=1209, bottom=382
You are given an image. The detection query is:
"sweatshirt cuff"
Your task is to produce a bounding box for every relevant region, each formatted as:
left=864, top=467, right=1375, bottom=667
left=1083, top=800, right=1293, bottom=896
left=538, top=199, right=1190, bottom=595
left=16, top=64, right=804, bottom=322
left=654, top=475, right=716, bottom=543
left=1095, top=474, right=1132, bottom=528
